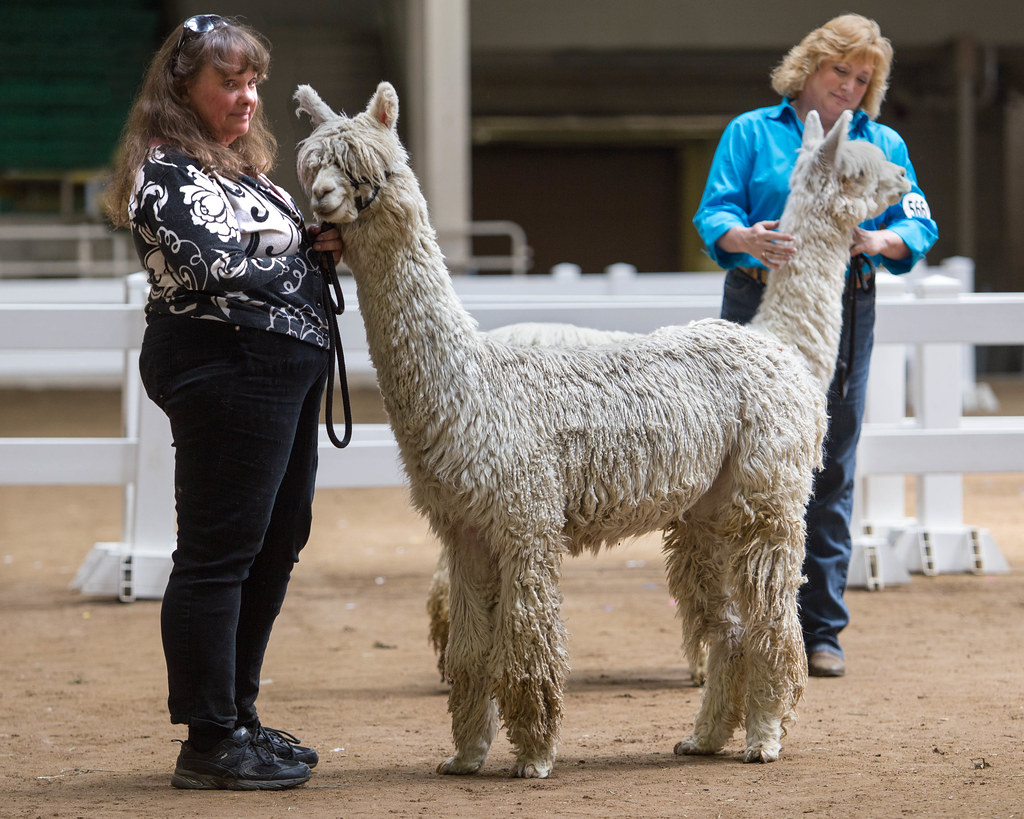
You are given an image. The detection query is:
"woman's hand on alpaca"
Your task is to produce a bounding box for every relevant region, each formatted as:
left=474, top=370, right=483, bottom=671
left=849, top=227, right=909, bottom=261
left=718, top=221, right=797, bottom=268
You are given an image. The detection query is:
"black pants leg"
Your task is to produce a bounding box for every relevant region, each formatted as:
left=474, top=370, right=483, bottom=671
left=139, top=317, right=328, bottom=732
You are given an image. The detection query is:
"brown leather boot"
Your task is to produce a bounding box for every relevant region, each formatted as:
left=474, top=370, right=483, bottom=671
left=808, top=650, right=846, bottom=677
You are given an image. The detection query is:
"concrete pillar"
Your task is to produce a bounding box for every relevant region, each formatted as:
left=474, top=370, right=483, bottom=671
left=406, top=0, right=471, bottom=271
left=955, top=37, right=977, bottom=260
left=1006, top=92, right=1024, bottom=306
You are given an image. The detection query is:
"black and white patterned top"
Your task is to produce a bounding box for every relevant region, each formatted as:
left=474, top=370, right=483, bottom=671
left=129, top=146, right=330, bottom=348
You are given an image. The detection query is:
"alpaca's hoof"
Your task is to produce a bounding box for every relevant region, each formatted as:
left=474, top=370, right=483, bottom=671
left=742, top=742, right=781, bottom=763
left=513, top=759, right=552, bottom=779
left=674, top=736, right=714, bottom=756
left=437, top=755, right=482, bottom=775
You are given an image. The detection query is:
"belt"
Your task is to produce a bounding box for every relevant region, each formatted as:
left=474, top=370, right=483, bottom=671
left=734, top=265, right=875, bottom=290
left=734, top=266, right=768, bottom=285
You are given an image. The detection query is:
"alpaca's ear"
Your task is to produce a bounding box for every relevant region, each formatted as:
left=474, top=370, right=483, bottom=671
left=803, top=110, right=823, bottom=145
left=367, top=81, right=399, bottom=131
left=293, top=85, right=336, bottom=127
left=818, top=109, right=851, bottom=166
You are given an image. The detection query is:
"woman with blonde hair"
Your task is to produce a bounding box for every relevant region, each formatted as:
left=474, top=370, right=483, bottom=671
left=107, top=14, right=343, bottom=789
left=694, top=14, right=938, bottom=678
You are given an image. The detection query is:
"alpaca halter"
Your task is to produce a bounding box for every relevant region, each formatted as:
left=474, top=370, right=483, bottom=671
left=347, top=170, right=392, bottom=213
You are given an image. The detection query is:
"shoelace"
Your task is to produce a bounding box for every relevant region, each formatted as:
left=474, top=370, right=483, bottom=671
left=248, top=737, right=278, bottom=764
left=255, top=726, right=303, bottom=751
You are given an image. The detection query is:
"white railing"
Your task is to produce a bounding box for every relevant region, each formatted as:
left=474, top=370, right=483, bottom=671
left=852, top=270, right=1019, bottom=588
left=438, top=220, right=534, bottom=275
left=0, top=223, right=137, bottom=279
left=0, top=261, right=1020, bottom=600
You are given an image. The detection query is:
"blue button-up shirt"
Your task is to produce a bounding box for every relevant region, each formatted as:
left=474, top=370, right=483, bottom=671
left=693, top=99, right=938, bottom=275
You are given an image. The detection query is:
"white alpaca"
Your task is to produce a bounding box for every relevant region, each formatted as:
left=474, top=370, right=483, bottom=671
left=294, top=82, right=908, bottom=778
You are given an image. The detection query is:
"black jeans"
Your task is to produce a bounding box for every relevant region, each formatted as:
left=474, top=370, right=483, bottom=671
left=139, top=316, right=329, bottom=733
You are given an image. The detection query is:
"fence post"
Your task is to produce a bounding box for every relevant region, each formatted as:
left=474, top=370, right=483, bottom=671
left=938, top=256, right=999, bottom=411
left=550, top=262, right=582, bottom=280
left=913, top=275, right=965, bottom=531
left=75, top=274, right=176, bottom=601
left=849, top=273, right=913, bottom=589
left=605, top=262, right=638, bottom=295
left=124, top=275, right=176, bottom=599
left=856, top=272, right=909, bottom=528
left=894, top=274, right=1009, bottom=576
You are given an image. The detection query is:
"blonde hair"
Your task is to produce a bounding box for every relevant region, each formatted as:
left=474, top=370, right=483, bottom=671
left=105, top=16, right=277, bottom=227
left=770, top=14, right=893, bottom=120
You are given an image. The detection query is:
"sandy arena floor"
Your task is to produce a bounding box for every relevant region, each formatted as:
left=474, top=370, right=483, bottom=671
left=1, top=378, right=1022, bottom=818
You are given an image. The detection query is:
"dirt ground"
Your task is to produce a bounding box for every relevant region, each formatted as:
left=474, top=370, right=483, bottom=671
left=1, top=378, right=1023, bottom=818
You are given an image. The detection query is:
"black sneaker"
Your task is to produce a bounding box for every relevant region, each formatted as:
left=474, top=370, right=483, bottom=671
left=171, top=726, right=311, bottom=790
left=252, top=725, right=320, bottom=768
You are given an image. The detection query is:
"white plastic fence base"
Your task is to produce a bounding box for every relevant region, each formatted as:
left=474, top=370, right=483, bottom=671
left=848, top=532, right=913, bottom=590
left=849, top=518, right=1010, bottom=590
left=893, top=525, right=1011, bottom=576
left=69, top=542, right=173, bottom=602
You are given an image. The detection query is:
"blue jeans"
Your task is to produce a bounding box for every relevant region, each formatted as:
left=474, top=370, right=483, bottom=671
left=721, top=268, right=875, bottom=659
left=139, top=316, right=329, bottom=733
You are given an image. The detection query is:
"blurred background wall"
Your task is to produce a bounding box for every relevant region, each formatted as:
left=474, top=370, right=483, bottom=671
left=3, top=0, right=1023, bottom=368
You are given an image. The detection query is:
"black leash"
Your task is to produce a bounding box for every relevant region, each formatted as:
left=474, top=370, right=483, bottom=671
left=318, top=223, right=352, bottom=448
left=835, top=252, right=876, bottom=401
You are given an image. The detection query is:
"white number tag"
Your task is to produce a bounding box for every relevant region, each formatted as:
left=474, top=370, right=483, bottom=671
left=902, top=193, right=931, bottom=219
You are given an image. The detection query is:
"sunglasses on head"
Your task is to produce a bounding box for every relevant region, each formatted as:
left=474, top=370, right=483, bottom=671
left=172, top=14, right=225, bottom=66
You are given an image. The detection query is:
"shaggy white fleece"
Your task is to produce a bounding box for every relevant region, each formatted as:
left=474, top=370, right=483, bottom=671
left=430, top=317, right=710, bottom=687
left=294, top=83, right=909, bottom=778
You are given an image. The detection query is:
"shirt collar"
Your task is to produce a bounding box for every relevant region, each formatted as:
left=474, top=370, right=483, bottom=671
left=773, top=97, right=871, bottom=135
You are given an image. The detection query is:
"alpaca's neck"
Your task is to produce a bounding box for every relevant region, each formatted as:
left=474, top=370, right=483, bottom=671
left=750, top=190, right=851, bottom=392
left=341, top=171, right=481, bottom=433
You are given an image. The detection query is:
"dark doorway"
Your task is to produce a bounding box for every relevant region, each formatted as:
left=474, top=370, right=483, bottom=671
left=472, top=145, right=681, bottom=275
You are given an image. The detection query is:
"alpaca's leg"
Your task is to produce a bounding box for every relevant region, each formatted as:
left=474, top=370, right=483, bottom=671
left=736, top=510, right=808, bottom=763
left=426, top=551, right=451, bottom=681
left=689, top=640, right=709, bottom=687
left=674, top=617, right=747, bottom=756
left=437, top=527, right=500, bottom=775
left=663, top=520, right=718, bottom=687
left=667, top=496, right=748, bottom=756
left=491, top=540, right=569, bottom=778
